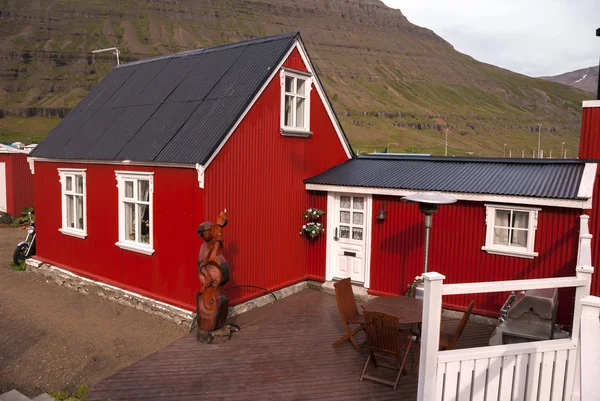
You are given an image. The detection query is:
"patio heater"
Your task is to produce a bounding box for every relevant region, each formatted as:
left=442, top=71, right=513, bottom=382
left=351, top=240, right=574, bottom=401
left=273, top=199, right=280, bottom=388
left=403, top=192, right=457, bottom=298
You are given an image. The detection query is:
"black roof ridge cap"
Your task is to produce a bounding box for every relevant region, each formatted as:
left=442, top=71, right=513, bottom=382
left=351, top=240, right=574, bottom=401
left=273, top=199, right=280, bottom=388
left=356, top=155, right=589, bottom=164
left=115, top=32, right=299, bottom=69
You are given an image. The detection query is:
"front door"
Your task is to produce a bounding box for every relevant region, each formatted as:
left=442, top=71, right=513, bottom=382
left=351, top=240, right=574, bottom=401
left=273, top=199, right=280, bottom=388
left=331, top=194, right=371, bottom=284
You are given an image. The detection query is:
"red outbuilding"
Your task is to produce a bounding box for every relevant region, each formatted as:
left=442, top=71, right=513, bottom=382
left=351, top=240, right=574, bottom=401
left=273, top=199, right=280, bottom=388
left=27, top=33, right=600, bottom=321
left=0, top=144, right=34, bottom=216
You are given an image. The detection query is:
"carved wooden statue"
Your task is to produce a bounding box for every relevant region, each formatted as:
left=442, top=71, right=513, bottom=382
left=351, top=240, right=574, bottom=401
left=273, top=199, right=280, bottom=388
left=197, top=210, right=230, bottom=339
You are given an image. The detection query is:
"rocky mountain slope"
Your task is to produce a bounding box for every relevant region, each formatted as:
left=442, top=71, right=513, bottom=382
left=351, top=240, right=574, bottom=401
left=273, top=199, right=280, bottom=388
left=541, top=66, right=599, bottom=95
left=0, top=0, right=591, bottom=156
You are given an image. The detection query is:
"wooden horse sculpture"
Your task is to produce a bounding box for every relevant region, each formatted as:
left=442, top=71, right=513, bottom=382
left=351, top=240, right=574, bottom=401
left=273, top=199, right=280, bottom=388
left=197, top=210, right=230, bottom=341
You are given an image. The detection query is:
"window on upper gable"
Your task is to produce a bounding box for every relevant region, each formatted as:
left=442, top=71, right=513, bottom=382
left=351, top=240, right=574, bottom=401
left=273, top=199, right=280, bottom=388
left=58, top=168, right=87, bottom=239
left=482, top=204, right=539, bottom=259
left=280, top=68, right=312, bottom=136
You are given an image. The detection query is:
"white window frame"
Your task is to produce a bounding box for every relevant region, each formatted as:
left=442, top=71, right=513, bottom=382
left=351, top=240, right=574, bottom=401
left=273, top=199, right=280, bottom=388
left=482, top=204, right=539, bottom=259
left=115, top=171, right=155, bottom=255
left=58, top=168, right=87, bottom=239
left=280, top=67, right=312, bottom=137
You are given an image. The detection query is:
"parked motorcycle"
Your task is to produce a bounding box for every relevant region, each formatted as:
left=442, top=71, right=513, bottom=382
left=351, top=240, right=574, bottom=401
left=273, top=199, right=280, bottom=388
left=13, top=212, right=36, bottom=265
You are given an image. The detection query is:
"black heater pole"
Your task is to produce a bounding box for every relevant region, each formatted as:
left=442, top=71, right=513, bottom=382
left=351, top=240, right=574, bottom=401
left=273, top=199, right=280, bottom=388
left=597, top=27, right=600, bottom=100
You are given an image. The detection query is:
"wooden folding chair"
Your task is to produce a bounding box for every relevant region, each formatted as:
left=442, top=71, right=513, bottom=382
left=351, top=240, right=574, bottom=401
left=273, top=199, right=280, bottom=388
left=439, top=299, right=475, bottom=350
left=360, top=311, right=414, bottom=390
left=333, top=278, right=365, bottom=351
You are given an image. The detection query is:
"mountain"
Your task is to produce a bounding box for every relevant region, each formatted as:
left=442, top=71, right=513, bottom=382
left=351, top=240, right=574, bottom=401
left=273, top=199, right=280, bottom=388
left=541, top=66, right=599, bottom=95
left=0, top=0, right=591, bottom=157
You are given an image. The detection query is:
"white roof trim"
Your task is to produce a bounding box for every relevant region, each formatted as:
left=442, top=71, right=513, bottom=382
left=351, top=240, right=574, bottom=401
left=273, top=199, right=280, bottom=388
left=583, top=100, right=600, bottom=108
left=201, top=39, right=353, bottom=172
left=305, top=183, right=592, bottom=209
left=577, top=163, right=597, bottom=199
left=27, top=157, right=195, bottom=169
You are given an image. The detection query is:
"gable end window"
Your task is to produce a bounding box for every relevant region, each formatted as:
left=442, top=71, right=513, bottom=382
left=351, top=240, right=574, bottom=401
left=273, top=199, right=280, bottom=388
left=115, top=171, right=155, bottom=255
left=280, top=68, right=312, bottom=137
left=58, top=168, right=87, bottom=239
left=482, top=204, right=539, bottom=259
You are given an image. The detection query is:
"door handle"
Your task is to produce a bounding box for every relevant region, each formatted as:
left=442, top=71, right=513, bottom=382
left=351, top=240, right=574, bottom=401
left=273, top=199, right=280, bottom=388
left=334, top=227, right=339, bottom=241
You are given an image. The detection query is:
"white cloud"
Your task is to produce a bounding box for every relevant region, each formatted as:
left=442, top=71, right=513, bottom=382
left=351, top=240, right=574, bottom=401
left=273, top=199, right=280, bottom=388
left=382, top=0, right=600, bottom=76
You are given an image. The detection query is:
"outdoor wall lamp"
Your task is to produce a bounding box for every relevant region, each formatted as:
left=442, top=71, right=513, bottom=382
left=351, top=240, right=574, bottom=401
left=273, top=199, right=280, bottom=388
left=376, top=201, right=387, bottom=221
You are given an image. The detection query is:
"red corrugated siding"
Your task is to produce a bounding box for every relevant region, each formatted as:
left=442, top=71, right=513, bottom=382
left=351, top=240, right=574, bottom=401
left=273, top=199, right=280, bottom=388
left=578, top=106, right=600, bottom=159
left=578, top=105, right=600, bottom=298
left=0, top=153, right=34, bottom=216
left=204, top=50, right=348, bottom=305
left=368, top=196, right=580, bottom=320
left=34, top=162, right=204, bottom=311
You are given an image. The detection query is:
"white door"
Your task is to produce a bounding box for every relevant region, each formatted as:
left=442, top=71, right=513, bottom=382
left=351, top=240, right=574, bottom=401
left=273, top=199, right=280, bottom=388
left=331, top=194, right=371, bottom=284
left=0, top=162, right=6, bottom=213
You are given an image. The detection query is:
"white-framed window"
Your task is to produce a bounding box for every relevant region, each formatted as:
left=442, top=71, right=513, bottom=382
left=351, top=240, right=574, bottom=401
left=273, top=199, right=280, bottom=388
left=482, top=204, right=539, bottom=259
left=280, top=67, right=312, bottom=136
left=115, top=171, right=154, bottom=255
left=58, top=168, right=87, bottom=239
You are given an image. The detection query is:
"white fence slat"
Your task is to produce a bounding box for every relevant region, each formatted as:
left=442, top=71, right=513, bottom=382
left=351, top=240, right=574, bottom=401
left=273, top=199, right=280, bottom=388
left=486, top=357, right=502, bottom=401
left=563, top=348, right=576, bottom=401
left=524, top=352, right=542, bottom=401
left=499, top=355, right=517, bottom=401
left=435, top=363, right=446, bottom=401
left=444, top=361, right=461, bottom=401
left=472, top=359, right=489, bottom=401
left=512, top=354, right=529, bottom=401
left=550, top=349, right=568, bottom=401
left=580, top=296, right=600, bottom=401
left=538, top=351, right=556, bottom=401
left=458, top=360, right=475, bottom=401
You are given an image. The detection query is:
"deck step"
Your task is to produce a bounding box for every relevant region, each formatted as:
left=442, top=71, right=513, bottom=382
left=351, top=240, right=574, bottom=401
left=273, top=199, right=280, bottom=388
left=31, top=394, right=53, bottom=401
left=0, top=390, right=32, bottom=401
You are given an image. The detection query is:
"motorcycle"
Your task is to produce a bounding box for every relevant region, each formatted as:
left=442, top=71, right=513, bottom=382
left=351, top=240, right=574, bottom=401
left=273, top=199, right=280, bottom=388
left=13, top=212, right=36, bottom=265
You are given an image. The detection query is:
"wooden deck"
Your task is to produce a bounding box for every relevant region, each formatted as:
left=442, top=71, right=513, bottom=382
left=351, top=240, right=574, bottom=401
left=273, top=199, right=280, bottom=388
left=88, top=289, right=496, bottom=401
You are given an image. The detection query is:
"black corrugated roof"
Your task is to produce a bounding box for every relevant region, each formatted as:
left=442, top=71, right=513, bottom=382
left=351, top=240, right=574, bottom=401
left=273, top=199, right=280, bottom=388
left=31, top=33, right=302, bottom=164
left=305, top=156, right=588, bottom=200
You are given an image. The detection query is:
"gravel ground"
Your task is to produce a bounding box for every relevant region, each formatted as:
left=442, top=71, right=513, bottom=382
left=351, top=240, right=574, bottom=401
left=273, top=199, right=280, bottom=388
left=0, top=225, right=188, bottom=397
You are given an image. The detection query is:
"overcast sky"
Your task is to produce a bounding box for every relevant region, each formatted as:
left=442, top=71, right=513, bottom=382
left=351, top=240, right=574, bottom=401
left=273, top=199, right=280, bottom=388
left=381, top=0, right=599, bottom=77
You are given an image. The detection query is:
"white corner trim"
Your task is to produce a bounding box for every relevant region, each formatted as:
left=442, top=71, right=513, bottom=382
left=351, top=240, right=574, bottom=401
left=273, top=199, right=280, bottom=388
left=305, top=183, right=592, bottom=209
left=59, top=228, right=87, bottom=239
left=325, top=192, right=336, bottom=282
left=27, top=157, right=34, bottom=174
left=202, top=39, right=353, bottom=173
left=195, top=163, right=205, bottom=189
left=578, top=163, right=597, bottom=199
left=583, top=100, right=600, bottom=108
left=115, top=240, right=155, bottom=255
left=481, top=246, right=538, bottom=259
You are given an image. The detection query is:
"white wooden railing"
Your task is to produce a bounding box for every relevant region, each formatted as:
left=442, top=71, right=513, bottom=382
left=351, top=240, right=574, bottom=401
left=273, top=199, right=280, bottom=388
left=418, top=215, right=596, bottom=401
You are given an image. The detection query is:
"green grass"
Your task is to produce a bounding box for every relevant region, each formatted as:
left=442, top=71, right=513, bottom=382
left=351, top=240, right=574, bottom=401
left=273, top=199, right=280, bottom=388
left=0, top=116, right=60, bottom=144
left=10, top=261, right=26, bottom=271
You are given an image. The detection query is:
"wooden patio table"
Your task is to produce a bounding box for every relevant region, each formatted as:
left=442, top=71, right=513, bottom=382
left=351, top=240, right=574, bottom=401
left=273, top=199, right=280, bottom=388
left=361, top=295, right=423, bottom=324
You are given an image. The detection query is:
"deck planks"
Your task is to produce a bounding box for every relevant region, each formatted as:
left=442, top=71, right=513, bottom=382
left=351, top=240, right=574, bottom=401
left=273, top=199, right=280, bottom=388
left=88, top=289, right=495, bottom=401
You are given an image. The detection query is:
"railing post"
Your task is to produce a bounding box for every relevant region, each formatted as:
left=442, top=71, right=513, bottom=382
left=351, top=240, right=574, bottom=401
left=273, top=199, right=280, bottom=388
left=579, top=296, right=600, bottom=401
left=570, top=215, right=594, bottom=401
left=417, top=272, right=445, bottom=401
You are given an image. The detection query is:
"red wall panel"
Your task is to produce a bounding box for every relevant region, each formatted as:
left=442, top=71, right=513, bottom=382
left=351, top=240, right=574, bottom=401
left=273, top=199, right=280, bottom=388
left=34, top=162, right=204, bottom=310
left=578, top=106, right=600, bottom=159
left=0, top=153, right=34, bottom=216
left=368, top=196, right=581, bottom=320
left=204, top=50, right=348, bottom=305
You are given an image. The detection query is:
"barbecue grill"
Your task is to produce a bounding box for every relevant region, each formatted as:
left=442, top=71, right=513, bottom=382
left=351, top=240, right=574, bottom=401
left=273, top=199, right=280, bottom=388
left=489, top=288, right=569, bottom=345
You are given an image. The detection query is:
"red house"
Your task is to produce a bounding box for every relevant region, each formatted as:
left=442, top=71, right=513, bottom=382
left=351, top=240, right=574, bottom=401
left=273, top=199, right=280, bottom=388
left=0, top=144, right=34, bottom=216
left=29, top=33, right=352, bottom=312
left=27, top=33, right=600, bottom=320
